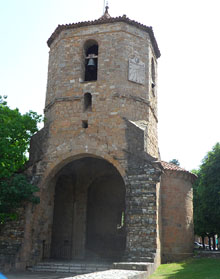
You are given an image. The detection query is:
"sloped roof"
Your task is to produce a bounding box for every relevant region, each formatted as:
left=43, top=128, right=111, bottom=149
left=161, top=161, right=197, bottom=178
left=47, top=15, right=161, bottom=58
left=161, top=161, right=187, bottom=172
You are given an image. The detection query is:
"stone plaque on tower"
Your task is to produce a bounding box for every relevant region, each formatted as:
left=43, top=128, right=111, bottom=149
left=128, top=57, right=145, bottom=85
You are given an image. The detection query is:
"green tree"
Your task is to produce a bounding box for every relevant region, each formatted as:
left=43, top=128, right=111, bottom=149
left=193, top=143, right=220, bottom=248
left=193, top=169, right=207, bottom=247
left=169, top=159, right=180, bottom=166
left=0, top=96, right=42, bottom=223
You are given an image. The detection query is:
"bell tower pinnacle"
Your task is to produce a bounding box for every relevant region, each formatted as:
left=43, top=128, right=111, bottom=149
left=100, top=2, right=111, bottom=19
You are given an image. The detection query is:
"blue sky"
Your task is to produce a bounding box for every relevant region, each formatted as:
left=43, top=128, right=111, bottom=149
left=1, top=0, right=220, bottom=170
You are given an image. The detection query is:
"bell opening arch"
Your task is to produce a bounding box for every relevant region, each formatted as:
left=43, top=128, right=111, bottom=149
left=84, top=39, right=98, bottom=82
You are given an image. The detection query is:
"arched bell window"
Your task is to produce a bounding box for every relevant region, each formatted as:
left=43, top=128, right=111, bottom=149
left=84, top=40, right=98, bottom=81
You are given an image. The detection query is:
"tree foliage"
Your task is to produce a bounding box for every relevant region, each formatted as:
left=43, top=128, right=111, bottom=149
left=0, top=96, right=42, bottom=178
left=169, top=159, right=180, bottom=166
left=0, top=96, right=42, bottom=223
left=193, top=143, right=220, bottom=239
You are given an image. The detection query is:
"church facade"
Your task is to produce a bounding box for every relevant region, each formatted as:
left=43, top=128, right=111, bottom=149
left=0, top=9, right=195, bottom=272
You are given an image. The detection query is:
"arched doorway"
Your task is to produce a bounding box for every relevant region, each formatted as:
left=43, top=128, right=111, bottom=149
left=50, top=156, right=126, bottom=261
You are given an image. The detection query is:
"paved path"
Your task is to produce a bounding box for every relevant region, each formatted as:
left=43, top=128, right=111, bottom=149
left=4, top=270, right=147, bottom=279
left=4, top=271, right=76, bottom=279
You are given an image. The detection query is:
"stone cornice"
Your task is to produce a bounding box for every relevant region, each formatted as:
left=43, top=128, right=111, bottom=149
left=44, top=96, right=81, bottom=112
left=44, top=94, right=158, bottom=123
left=113, top=93, right=158, bottom=123
left=47, top=15, right=161, bottom=58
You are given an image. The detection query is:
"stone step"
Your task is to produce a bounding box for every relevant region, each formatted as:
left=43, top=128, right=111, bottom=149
left=113, top=262, right=154, bottom=271
left=27, top=261, right=113, bottom=274
left=27, top=260, right=154, bottom=276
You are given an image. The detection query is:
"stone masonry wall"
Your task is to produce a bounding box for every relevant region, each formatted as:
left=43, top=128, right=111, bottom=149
left=0, top=208, right=25, bottom=271
left=22, top=116, right=162, bottom=266
left=161, top=170, right=194, bottom=263
left=124, top=120, right=162, bottom=262
left=44, top=21, right=159, bottom=158
left=124, top=163, right=161, bottom=262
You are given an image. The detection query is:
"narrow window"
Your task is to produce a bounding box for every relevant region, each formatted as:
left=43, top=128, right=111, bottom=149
left=82, top=120, right=88, bottom=129
left=84, top=40, right=98, bottom=81
left=151, top=58, right=156, bottom=94
left=84, top=93, right=92, bottom=111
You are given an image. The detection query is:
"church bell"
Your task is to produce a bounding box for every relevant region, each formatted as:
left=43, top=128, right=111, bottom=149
left=87, top=58, right=96, bottom=68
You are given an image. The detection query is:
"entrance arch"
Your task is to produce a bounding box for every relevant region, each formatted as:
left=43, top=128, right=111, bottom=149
left=50, top=156, right=126, bottom=261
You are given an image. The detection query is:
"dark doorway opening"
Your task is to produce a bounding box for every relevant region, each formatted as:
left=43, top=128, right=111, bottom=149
left=50, top=174, right=76, bottom=260
left=86, top=174, right=126, bottom=260
left=50, top=156, right=126, bottom=261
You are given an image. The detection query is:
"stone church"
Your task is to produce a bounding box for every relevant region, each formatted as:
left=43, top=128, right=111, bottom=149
left=0, top=7, right=196, bottom=274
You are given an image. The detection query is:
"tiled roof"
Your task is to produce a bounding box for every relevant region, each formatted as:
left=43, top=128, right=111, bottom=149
left=47, top=15, right=161, bottom=58
left=161, top=161, right=196, bottom=176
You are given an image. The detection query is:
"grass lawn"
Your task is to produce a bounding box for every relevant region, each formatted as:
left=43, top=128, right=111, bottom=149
left=150, top=258, right=220, bottom=279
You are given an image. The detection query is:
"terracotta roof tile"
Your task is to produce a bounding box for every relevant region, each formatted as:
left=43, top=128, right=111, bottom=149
left=161, top=161, right=195, bottom=174
left=161, top=161, right=197, bottom=181
left=47, top=15, right=161, bottom=58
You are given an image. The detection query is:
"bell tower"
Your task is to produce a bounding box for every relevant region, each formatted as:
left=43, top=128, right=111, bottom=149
left=27, top=7, right=162, bottom=265
left=45, top=8, right=160, bottom=158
